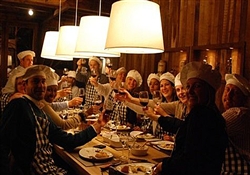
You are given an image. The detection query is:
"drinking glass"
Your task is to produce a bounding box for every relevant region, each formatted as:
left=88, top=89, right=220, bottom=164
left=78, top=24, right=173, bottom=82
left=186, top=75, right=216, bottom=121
left=93, top=94, right=102, bottom=106
left=90, top=69, right=97, bottom=78
left=109, top=70, right=117, bottom=82
left=119, top=133, right=129, bottom=163
left=63, top=68, right=69, bottom=76
left=78, top=88, right=85, bottom=108
left=139, top=91, right=149, bottom=109
left=106, top=62, right=113, bottom=69
left=152, top=90, right=162, bottom=105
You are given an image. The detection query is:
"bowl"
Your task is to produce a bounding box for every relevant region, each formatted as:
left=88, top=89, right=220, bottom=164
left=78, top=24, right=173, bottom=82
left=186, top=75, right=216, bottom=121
left=131, top=145, right=149, bottom=156
left=109, top=135, right=122, bottom=148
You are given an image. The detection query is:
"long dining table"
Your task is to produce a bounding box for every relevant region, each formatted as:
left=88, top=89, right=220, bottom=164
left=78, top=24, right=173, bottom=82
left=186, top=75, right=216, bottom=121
left=54, top=132, right=171, bottom=175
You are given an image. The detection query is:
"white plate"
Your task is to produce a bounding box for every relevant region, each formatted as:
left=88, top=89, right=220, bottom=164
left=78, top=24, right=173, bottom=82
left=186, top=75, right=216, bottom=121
left=112, top=125, right=131, bottom=131
left=130, top=131, right=143, bottom=138
left=136, top=133, right=154, bottom=139
left=79, top=147, right=113, bottom=161
left=116, top=162, right=155, bottom=175
left=152, top=141, right=174, bottom=151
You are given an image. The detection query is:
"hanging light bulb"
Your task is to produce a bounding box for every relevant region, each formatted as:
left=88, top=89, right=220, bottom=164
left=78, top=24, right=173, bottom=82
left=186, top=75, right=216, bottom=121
left=40, top=0, right=73, bottom=61
left=105, top=0, right=164, bottom=54
left=74, top=0, right=120, bottom=57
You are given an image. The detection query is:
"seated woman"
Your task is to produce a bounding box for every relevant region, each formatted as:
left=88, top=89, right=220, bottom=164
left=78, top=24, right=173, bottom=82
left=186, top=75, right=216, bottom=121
left=146, top=62, right=227, bottom=175
left=1, top=70, right=26, bottom=113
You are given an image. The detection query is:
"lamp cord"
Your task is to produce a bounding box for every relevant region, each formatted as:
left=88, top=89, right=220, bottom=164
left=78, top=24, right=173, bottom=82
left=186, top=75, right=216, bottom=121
left=99, top=0, right=102, bottom=16
left=58, top=0, right=61, bottom=29
left=75, top=0, right=78, bottom=26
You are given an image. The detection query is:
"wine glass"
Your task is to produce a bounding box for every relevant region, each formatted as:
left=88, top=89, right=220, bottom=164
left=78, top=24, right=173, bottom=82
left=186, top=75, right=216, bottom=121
left=78, top=88, right=85, bottom=109
left=119, top=133, right=129, bottom=163
left=139, top=91, right=149, bottom=120
left=109, top=70, right=117, bottom=82
left=152, top=90, right=162, bottom=105
left=93, top=94, right=102, bottom=106
left=63, top=68, right=69, bottom=76
left=139, top=91, right=149, bottom=109
left=90, top=69, right=97, bottom=78
left=106, top=62, right=113, bottom=69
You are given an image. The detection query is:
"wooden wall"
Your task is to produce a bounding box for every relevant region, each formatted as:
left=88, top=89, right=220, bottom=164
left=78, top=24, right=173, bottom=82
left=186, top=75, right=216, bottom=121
left=118, top=0, right=249, bottom=111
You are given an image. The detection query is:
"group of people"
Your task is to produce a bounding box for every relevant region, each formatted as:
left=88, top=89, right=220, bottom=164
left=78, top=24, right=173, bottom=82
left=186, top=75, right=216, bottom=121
left=0, top=50, right=249, bottom=174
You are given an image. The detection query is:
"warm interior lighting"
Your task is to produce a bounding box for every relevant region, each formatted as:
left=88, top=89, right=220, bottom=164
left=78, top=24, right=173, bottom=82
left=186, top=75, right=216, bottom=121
left=28, top=9, right=33, bottom=16
left=105, top=0, right=164, bottom=54
left=41, top=31, right=73, bottom=61
left=40, top=0, right=72, bottom=61
left=56, top=26, right=88, bottom=58
left=75, top=15, right=120, bottom=57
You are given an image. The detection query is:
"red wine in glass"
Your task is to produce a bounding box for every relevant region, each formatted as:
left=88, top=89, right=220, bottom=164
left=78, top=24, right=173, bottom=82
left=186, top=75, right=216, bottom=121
left=107, top=63, right=113, bottom=68
left=110, top=77, right=116, bottom=81
left=91, top=70, right=97, bottom=78
left=113, top=89, right=119, bottom=93
left=140, top=100, right=149, bottom=107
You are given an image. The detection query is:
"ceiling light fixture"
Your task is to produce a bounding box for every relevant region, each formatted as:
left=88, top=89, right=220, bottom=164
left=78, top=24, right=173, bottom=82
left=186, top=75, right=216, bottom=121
left=74, top=0, right=120, bottom=57
left=105, top=0, right=164, bottom=54
left=28, top=9, right=33, bottom=16
left=41, top=0, right=72, bottom=61
left=56, top=0, right=87, bottom=58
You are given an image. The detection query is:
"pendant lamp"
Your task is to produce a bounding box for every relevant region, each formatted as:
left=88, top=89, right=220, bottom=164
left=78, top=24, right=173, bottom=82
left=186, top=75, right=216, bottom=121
left=40, top=0, right=73, bottom=61
left=105, top=0, right=164, bottom=54
left=74, top=0, right=120, bottom=57
left=56, top=0, right=88, bottom=58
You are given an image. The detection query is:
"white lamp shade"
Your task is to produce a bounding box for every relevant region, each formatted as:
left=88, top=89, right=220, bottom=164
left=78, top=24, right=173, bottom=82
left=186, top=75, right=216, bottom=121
left=41, top=31, right=73, bottom=61
left=75, top=16, right=120, bottom=57
left=56, top=26, right=88, bottom=58
left=105, top=0, right=164, bottom=54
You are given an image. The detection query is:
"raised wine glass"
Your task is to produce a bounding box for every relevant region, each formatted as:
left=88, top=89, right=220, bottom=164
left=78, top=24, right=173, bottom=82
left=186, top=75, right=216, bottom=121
left=139, top=91, right=149, bottom=109
left=90, top=69, right=97, bottom=78
left=152, top=90, right=162, bottom=105
left=109, top=70, right=117, bottom=82
left=78, top=88, right=85, bottom=109
left=93, top=94, right=102, bottom=106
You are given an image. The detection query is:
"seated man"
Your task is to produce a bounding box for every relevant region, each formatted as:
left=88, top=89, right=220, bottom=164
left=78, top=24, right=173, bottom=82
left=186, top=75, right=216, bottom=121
left=0, top=65, right=108, bottom=174
left=222, top=74, right=250, bottom=162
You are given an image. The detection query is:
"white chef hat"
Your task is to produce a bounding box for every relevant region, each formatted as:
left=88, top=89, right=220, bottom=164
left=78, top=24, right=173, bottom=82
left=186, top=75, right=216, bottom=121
left=147, top=73, right=160, bottom=86
left=116, top=67, right=127, bottom=74
left=174, top=73, right=182, bottom=86
left=67, top=70, right=76, bottom=78
left=126, top=70, right=143, bottom=87
left=225, top=74, right=250, bottom=96
left=22, top=65, right=51, bottom=81
left=88, top=56, right=102, bottom=68
left=46, top=72, right=59, bottom=86
left=180, top=61, right=221, bottom=90
left=17, top=50, right=35, bottom=60
left=160, top=72, right=175, bottom=84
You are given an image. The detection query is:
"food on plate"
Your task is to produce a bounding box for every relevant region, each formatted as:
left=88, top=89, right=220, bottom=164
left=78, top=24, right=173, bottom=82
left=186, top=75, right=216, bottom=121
left=136, top=133, right=154, bottom=139
left=121, top=165, right=129, bottom=173
left=163, top=134, right=175, bottom=142
left=121, top=165, right=147, bottom=173
left=159, top=143, right=174, bottom=150
left=95, top=150, right=109, bottom=158
left=117, top=125, right=127, bottom=129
